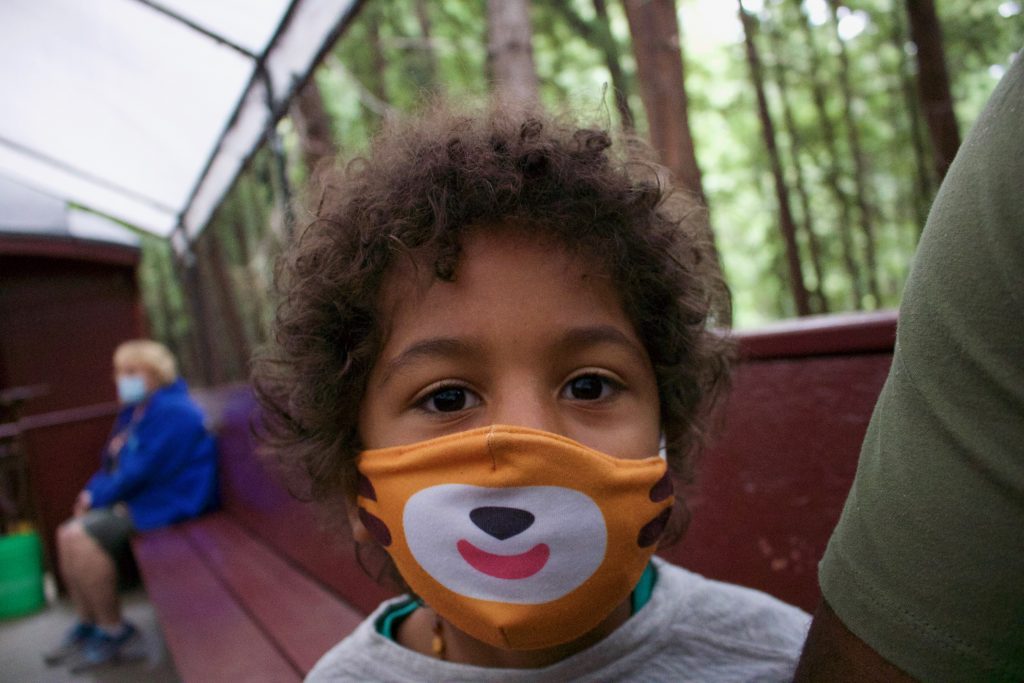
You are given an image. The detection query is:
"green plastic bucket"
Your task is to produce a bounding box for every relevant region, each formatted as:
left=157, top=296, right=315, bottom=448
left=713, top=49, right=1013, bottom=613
left=0, top=531, right=46, bottom=619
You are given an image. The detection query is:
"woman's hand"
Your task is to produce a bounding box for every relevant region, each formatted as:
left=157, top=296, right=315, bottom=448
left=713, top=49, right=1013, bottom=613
left=73, top=490, right=92, bottom=517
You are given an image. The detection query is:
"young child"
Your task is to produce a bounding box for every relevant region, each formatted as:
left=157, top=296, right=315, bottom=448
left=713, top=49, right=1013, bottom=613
left=255, top=104, right=810, bottom=681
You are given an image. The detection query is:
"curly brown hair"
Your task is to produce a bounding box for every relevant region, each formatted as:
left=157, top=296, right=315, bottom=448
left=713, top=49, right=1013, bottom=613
left=253, top=102, right=731, bottom=547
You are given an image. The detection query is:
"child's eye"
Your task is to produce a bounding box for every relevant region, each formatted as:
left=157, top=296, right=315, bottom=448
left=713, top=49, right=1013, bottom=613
left=562, top=374, right=620, bottom=401
left=419, top=385, right=480, bottom=413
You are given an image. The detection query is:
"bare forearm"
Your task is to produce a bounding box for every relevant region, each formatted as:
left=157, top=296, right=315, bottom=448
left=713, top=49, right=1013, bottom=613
left=793, top=600, right=918, bottom=683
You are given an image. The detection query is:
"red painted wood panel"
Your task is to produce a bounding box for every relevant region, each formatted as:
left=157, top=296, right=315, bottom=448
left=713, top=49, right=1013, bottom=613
left=183, top=513, right=364, bottom=674
left=736, top=310, right=897, bottom=359
left=0, top=234, right=139, bottom=268
left=661, top=351, right=893, bottom=611
left=21, top=413, right=117, bottom=567
left=132, top=527, right=300, bottom=683
left=0, top=248, right=140, bottom=417
left=0, top=239, right=142, bottom=576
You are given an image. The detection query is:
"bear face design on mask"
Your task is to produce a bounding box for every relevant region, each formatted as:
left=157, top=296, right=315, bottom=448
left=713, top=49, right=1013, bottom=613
left=356, top=425, right=673, bottom=650
left=403, top=484, right=607, bottom=603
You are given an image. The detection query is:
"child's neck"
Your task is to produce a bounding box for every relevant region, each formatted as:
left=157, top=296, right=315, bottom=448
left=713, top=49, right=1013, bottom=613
left=396, top=598, right=633, bottom=669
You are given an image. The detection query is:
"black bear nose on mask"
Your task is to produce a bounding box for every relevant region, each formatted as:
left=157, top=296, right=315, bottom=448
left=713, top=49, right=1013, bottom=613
left=470, top=506, right=535, bottom=540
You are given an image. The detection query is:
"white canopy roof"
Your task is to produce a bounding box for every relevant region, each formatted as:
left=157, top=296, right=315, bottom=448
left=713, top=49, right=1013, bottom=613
left=0, top=0, right=358, bottom=243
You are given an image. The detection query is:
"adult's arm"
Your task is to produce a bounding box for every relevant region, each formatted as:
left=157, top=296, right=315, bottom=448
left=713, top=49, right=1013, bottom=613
left=794, top=601, right=916, bottom=682
left=796, top=54, right=1024, bottom=682
left=84, top=401, right=201, bottom=507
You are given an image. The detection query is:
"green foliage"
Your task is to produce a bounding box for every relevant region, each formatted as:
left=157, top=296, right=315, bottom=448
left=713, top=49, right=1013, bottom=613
left=137, top=235, right=197, bottom=378
left=681, top=0, right=1018, bottom=324
left=136, top=0, right=1022, bottom=368
left=938, top=0, right=1023, bottom=121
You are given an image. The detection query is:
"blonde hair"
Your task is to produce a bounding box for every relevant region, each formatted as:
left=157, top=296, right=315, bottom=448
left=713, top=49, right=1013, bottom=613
left=113, top=340, right=178, bottom=386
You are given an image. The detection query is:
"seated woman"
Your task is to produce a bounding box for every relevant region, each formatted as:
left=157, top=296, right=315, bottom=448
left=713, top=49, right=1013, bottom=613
left=44, top=340, right=217, bottom=671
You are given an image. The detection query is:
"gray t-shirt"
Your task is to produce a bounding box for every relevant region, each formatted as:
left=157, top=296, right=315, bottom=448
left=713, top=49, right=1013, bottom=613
left=307, top=558, right=810, bottom=682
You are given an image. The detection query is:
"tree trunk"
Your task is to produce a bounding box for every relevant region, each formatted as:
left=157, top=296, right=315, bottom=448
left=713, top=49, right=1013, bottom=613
left=414, top=0, right=442, bottom=93
left=623, top=0, right=727, bottom=321
left=224, top=211, right=262, bottom=348
left=622, top=0, right=705, bottom=203
left=194, top=239, right=231, bottom=385
left=594, top=0, right=634, bottom=131
left=547, top=0, right=635, bottom=131
left=229, top=211, right=251, bottom=274
left=290, top=77, right=339, bottom=178
left=890, top=4, right=935, bottom=232
left=739, top=2, right=811, bottom=317
left=368, top=8, right=388, bottom=103
left=905, top=0, right=960, bottom=180
left=151, top=245, right=183, bottom=366
left=487, top=0, right=540, bottom=105
left=767, top=18, right=828, bottom=313
left=792, top=0, right=863, bottom=309
left=203, top=230, right=251, bottom=381
left=828, top=0, right=881, bottom=306
left=175, top=249, right=214, bottom=386
left=350, top=3, right=390, bottom=132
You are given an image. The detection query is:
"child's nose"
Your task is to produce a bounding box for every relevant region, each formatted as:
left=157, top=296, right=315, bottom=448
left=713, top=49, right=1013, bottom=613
left=470, top=506, right=535, bottom=540
left=490, top=383, right=563, bottom=435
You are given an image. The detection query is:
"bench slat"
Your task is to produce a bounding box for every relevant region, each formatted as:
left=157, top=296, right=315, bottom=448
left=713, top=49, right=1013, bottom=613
left=132, top=527, right=301, bottom=683
left=183, top=513, right=364, bottom=674
left=215, top=391, right=396, bottom=616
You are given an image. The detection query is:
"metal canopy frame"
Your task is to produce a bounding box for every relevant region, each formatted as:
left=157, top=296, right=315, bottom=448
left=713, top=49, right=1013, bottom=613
left=0, top=0, right=361, bottom=248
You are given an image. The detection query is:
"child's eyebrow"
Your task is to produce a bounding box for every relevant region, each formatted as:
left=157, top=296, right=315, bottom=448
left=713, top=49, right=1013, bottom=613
left=376, top=325, right=648, bottom=387
left=376, top=337, right=478, bottom=386
left=555, top=325, right=650, bottom=366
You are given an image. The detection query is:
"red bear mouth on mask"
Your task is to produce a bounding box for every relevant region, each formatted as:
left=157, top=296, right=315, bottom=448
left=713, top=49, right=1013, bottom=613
left=456, top=540, right=551, bottom=580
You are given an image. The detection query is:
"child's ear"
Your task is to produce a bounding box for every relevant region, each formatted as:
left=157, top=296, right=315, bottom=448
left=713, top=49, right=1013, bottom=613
left=347, top=501, right=373, bottom=544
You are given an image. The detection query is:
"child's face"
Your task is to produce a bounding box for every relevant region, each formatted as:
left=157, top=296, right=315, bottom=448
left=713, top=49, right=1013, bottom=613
left=358, top=227, right=661, bottom=461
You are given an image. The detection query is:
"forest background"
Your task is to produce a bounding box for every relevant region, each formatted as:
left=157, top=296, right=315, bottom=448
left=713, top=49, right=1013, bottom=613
left=137, top=0, right=1022, bottom=385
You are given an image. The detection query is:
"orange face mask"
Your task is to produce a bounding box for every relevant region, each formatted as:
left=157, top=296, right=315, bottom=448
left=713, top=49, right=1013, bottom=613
left=356, top=425, right=674, bottom=650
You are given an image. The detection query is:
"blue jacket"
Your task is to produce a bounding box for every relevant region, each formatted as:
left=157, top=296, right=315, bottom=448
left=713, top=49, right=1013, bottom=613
left=86, top=379, right=217, bottom=531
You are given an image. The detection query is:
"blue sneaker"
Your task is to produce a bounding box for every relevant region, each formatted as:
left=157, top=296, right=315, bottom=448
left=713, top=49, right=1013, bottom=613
left=43, top=621, right=96, bottom=666
left=69, top=622, right=141, bottom=672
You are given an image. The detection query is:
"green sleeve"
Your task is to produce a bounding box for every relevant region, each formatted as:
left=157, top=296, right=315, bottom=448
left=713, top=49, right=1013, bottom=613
left=818, top=54, right=1024, bottom=683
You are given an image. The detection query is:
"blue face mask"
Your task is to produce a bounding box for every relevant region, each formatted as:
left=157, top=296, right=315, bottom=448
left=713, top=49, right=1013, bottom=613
left=116, top=374, right=148, bottom=405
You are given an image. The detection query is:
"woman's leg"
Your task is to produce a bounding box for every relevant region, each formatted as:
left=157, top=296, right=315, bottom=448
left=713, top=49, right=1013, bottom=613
left=56, top=519, right=122, bottom=627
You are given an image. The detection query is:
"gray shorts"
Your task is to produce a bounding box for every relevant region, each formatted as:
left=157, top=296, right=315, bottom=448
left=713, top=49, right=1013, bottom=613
left=81, top=507, right=138, bottom=583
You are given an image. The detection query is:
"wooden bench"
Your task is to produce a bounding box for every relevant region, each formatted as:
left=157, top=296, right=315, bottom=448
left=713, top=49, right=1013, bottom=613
left=133, top=311, right=897, bottom=681
left=132, top=386, right=390, bottom=681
